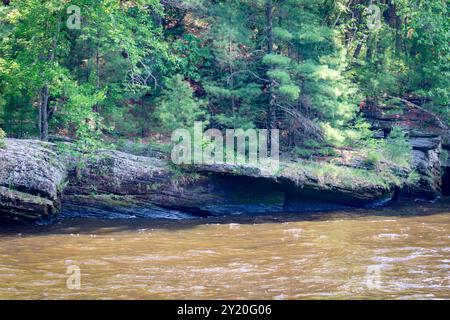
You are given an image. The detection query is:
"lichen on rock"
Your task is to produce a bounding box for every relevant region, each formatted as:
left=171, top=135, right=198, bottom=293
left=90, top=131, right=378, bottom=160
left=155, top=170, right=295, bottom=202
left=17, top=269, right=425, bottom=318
left=0, top=139, right=66, bottom=223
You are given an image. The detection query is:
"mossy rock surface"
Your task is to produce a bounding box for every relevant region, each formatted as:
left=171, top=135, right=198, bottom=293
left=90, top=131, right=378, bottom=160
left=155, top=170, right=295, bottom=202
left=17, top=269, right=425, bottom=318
left=0, top=139, right=65, bottom=223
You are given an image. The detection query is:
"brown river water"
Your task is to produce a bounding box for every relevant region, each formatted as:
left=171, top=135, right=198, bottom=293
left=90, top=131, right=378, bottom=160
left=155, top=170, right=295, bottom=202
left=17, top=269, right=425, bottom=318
left=0, top=198, right=449, bottom=300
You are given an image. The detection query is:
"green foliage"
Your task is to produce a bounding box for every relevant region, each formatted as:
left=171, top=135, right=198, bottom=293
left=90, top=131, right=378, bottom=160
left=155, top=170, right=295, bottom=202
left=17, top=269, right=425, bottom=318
left=273, top=27, right=293, bottom=42
left=344, top=116, right=374, bottom=147
left=360, top=126, right=412, bottom=170
left=262, top=54, right=292, bottom=67
left=0, top=127, right=5, bottom=148
left=292, top=146, right=337, bottom=159
left=364, top=150, right=381, bottom=167
left=322, top=123, right=346, bottom=147
left=0, top=0, right=446, bottom=166
left=285, top=159, right=406, bottom=191
left=154, top=75, right=205, bottom=131
left=115, top=138, right=171, bottom=157
left=277, top=85, right=300, bottom=101
left=383, top=127, right=412, bottom=167
left=266, top=70, right=291, bottom=84
left=347, top=0, right=449, bottom=125
left=406, top=170, right=421, bottom=186
left=0, top=0, right=169, bottom=146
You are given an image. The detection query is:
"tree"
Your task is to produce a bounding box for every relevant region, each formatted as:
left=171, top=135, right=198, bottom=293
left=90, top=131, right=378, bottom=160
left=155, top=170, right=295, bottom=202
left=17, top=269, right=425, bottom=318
left=202, top=0, right=263, bottom=130
left=0, top=0, right=447, bottom=153
left=0, top=0, right=69, bottom=141
left=154, top=75, right=205, bottom=131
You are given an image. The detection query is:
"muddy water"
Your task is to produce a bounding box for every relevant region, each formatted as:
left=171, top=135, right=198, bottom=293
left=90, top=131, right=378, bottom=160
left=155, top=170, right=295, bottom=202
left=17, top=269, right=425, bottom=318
left=0, top=198, right=449, bottom=300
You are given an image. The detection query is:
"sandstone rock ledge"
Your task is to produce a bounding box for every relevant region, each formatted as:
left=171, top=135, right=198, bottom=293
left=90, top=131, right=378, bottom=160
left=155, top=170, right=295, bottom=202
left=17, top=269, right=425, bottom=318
left=61, top=149, right=408, bottom=219
left=0, top=139, right=66, bottom=222
left=0, top=134, right=446, bottom=223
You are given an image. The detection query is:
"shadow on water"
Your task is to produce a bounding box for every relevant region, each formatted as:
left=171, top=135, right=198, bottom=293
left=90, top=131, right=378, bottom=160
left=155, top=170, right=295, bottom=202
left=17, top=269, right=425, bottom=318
left=0, top=197, right=449, bottom=237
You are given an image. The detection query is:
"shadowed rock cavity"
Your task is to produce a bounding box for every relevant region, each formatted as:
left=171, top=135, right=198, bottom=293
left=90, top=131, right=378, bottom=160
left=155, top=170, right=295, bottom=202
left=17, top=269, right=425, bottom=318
left=442, top=167, right=450, bottom=196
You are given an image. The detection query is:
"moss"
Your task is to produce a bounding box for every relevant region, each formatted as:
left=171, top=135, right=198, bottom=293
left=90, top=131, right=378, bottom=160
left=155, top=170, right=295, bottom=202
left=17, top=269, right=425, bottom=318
left=0, top=128, right=5, bottom=149
left=0, top=186, right=55, bottom=208
left=114, top=138, right=172, bottom=157
left=292, top=146, right=338, bottom=159
left=363, top=150, right=381, bottom=167
left=168, top=163, right=202, bottom=185
left=405, top=170, right=421, bottom=186
left=282, top=159, right=408, bottom=192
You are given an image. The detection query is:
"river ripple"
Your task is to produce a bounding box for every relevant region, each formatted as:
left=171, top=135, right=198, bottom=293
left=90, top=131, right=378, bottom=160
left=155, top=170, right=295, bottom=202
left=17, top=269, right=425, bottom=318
left=0, top=198, right=449, bottom=299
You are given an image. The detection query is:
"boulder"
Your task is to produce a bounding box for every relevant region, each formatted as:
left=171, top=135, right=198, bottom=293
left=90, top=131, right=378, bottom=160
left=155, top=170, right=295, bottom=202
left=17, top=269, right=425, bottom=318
left=0, top=139, right=66, bottom=222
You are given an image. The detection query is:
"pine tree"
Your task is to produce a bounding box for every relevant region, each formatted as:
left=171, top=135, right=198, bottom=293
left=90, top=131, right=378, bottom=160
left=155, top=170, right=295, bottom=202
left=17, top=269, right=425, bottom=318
left=202, top=0, right=263, bottom=130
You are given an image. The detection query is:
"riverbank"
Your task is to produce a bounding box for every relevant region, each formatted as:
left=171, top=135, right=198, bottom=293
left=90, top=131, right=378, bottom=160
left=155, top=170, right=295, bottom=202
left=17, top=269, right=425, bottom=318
left=1, top=95, right=448, bottom=224
left=0, top=134, right=448, bottom=224
left=0, top=137, right=435, bottom=223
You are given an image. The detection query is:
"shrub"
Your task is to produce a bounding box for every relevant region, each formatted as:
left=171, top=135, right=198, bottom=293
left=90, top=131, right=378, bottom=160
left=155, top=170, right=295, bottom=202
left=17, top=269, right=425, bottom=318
left=0, top=128, right=5, bottom=148
left=383, top=126, right=412, bottom=167
left=364, top=150, right=381, bottom=167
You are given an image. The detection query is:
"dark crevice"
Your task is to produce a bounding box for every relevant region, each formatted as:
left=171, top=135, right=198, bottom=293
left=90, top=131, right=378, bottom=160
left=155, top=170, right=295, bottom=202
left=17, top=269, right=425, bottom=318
left=442, top=167, right=450, bottom=196
left=0, top=183, right=53, bottom=201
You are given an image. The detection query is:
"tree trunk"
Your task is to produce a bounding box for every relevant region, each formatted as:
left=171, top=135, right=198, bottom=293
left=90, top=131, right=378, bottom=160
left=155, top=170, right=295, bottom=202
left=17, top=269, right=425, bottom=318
left=39, top=21, right=58, bottom=141
left=395, top=15, right=403, bottom=56
left=266, top=0, right=273, bottom=54
left=265, top=0, right=275, bottom=132
left=39, top=85, right=50, bottom=141
left=353, top=42, right=363, bottom=59
left=386, top=1, right=403, bottom=56
left=366, top=35, right=374, bottom=63
left=351, top=0, right=365, bottom=59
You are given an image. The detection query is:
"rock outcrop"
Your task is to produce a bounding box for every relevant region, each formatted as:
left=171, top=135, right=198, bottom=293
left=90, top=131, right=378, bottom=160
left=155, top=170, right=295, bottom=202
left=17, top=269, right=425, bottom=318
left=61, top=149, right=404, bottom=219
left=0, top=139, right=66, bottom=222
left=362, top=96, right=449, bottom=199
left=61, top=150, right=286, bottom=217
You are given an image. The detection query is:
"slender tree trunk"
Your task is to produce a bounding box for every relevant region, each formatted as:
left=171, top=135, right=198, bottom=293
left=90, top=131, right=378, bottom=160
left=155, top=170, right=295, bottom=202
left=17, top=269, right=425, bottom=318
left=266, top=0, right=273, bottom=55
left=386, top=0, right=403, bottom=56
left=39, top=14, right=61, bottom=142
left=39, top=37, right=57, bottom=141
left=395, top=15, right=403, bottom=56
left=265, top=0, right=275, bottom=131
left=39, top=85, right=50, bottom=141
left=228, top=19, right=236, bottom=128
left=351, top=0, right=365, bottom=59
left=353, top=42, right=363, bottom=59
left=94, top=44, right=100, bottom=113
left=366, top=35, right=374, bottom=63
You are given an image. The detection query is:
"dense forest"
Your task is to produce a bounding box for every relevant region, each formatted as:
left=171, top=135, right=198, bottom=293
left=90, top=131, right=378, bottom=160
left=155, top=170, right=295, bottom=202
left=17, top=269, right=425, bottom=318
left=0, top=0, right=448, bottom=157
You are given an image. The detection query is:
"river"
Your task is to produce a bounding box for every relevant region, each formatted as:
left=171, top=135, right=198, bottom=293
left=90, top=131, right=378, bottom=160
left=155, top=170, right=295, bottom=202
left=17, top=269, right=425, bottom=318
left=0, top=198, right=449, bottom=300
